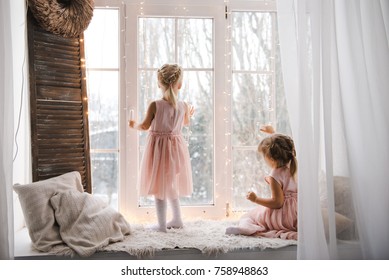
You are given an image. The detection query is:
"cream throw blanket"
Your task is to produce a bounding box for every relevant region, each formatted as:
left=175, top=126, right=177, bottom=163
left=50, top=190, right=131, bottom=257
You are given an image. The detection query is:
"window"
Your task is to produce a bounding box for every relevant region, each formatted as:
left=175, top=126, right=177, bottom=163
left=85, top=0, right=289, bottom=220
left=230, top=11, right=290, bottom=211
left=84, top=8, right=120, bottom=208
left=124, top=3, right=225, bottom=220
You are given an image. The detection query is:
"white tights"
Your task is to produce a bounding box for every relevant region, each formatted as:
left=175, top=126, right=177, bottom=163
left=154, top=198, right=167, bottom=232
left=154, top=197, right=183, bottom=232
left=167, top=198, right=184, bottom=229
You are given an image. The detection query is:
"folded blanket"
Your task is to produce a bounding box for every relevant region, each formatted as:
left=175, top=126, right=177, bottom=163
left=50, top=190, right=131, bottom=257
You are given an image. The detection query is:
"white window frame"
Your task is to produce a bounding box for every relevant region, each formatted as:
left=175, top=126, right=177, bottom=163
left=228, top=2, right=279, bottom=212
left=85, top=5, right=122, bottom=209
left=91, top=0, right=278, bottom=222
left=124, top=2, right=226, bottom=222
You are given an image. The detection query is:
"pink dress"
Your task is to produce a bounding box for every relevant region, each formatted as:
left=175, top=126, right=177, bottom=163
left=139, top=99, right=193, bottom=200
left=236, top=166, right=298, bottom=240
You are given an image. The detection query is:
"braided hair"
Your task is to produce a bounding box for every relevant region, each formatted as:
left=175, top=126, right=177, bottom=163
left=258, top=134, right=297, bottom=178
left=157, top=64, right=183, bottom=109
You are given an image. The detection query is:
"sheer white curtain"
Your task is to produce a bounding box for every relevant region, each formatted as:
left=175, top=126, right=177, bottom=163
left=277, top=0, right=389, bottom=259
left=0, top=0, right=15, bottom=260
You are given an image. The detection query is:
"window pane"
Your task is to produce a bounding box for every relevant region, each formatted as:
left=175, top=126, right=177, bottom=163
left=91, top=152, right=118, bottom=209
left=139, top=18, right=175, bottom=68
left=84, top=8, right=119, bottom=211
left=84, top=9, right=119, bottom=69
left=181, top=71, right=214, bottom=205
left=274, top=19, right=292, bottom=135
left=87, top=71, right=119, bottom=150
left=232, top=73, right=272, bottom=147
left=232, top=149, right=270, bottom=210
left=138, top=17, right=214, bottom=207
left=177, top=18, right=213, bottom=68
left=231, top=11, right=289, bottom=212
left=232, top=12, right=273, bottom=71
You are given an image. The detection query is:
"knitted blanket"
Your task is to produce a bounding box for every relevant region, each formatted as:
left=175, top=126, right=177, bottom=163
left=49, top=190, right=131, bottom=257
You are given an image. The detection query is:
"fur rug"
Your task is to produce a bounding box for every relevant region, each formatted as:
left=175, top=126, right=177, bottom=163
left=101, top=219, right=297, bottom=258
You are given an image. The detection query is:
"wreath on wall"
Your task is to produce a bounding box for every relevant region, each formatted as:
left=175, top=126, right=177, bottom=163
left=28, top=0, right=94, bottom=38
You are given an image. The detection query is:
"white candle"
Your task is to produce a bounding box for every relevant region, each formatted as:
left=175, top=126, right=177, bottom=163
left=129, top=109, right=134, bottom=120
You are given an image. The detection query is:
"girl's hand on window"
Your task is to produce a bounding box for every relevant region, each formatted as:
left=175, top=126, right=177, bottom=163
left=246, top=191, right=258, bottom=202
left=260, top=125, right=275, bottom=134
left=129, top=120, right=136, bottom=128
left=188, top=104, right=195, bottom=118
left=184, top=103, right=195, bottom=126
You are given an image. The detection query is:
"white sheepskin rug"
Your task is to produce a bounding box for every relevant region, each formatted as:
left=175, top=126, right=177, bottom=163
left=101, top=219, right=297, bottom=258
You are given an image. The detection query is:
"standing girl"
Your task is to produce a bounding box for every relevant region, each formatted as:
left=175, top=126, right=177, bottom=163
left=226, top=125, right=298, bottom=240
left=129, top=63, right=194, bottom=232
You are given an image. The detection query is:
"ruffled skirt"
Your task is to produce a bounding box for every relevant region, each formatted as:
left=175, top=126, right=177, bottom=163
left=237, top=195, right=297, bottom=240
left=138, top=133, right=193, bottom=200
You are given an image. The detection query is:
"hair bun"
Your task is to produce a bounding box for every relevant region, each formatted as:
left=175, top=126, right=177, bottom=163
left=158, top=64, right=182, bottom=86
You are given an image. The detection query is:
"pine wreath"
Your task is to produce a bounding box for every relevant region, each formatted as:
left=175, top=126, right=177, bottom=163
left=28, top=0, right=94, bottom=38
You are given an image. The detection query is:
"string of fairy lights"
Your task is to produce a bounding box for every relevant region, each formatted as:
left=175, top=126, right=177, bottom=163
left=224, top=0, right=233, bottom=216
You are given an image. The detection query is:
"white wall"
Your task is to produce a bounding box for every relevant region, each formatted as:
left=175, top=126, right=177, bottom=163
left=12, top=0, right=31, bottom=186
left=11, top=0, right=30, bottom=231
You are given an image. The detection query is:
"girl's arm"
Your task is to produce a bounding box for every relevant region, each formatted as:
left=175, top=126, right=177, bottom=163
left=129, top=101, right=156, bottom=131
left=183, top=102, right=194, bottom=126
left=247, top=177, right=285, bottom=209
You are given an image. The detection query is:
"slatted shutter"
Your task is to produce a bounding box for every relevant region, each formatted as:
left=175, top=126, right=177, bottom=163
left=27, top=10, right=92, bottom=193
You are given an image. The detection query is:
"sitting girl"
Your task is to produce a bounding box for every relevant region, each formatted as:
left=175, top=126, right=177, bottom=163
left=226, top=125, right=298, bottom=240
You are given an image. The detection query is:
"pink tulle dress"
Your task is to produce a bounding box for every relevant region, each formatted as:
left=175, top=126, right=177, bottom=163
left=235, top=166, right=298, bottom=240
left=138, top=99, right=193, bottom=200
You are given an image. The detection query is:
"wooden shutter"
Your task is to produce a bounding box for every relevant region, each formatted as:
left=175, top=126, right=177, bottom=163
left=27, top=10, right=92, bottom=193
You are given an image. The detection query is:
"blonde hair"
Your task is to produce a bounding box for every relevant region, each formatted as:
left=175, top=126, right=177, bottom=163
left=157, top=64, right=183, bottom=108
left=258, top=134, right=298, bottom=178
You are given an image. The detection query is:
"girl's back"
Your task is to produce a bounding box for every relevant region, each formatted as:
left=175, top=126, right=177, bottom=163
left=150, top=99, right=186, bottom=135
